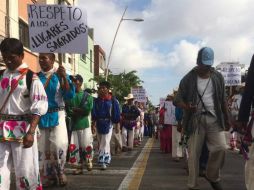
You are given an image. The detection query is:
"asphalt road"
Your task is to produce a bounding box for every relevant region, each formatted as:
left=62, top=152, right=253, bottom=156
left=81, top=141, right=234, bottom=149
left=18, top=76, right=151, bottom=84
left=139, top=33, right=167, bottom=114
left=44, top=137, right=246, bottom=190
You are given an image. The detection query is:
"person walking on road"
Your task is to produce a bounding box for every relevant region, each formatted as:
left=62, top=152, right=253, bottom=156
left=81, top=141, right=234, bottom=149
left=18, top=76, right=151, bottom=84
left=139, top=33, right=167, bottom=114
left=159, top=94, right=175, bottom=154
left=66, top=74, right=94, bottom=174
left=237, top=55, right=254, bottom=190
left=92, top=81, right=121, bottom=170
left=174, top=47, right=230, bottom=190
left=121, top=94, right=140, bottom=151
left=0, top=38, right=48, bottom=189
left=37, top=53, right=75, bottom=187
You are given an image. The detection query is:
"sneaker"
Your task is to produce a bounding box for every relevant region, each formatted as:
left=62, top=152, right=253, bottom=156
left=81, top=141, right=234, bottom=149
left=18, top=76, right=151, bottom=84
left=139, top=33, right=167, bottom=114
left=101, top=163, right=107, bottom=170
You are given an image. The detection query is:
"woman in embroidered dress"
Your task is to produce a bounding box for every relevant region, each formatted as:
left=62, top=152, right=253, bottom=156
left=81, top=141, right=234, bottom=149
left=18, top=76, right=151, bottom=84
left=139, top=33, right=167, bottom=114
left=92, top=81, right=121, bottom=170
left=0, top=38, right=48, bottom=190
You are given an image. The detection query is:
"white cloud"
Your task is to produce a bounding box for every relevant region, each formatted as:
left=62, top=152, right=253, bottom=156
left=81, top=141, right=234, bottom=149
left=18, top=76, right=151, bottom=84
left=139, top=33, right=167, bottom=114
left=78, top=0, right=254, bottom=104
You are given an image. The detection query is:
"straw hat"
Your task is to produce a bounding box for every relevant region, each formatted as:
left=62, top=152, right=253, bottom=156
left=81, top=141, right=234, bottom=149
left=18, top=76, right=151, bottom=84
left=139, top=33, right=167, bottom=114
left=124, top=93, right=134, bottom=100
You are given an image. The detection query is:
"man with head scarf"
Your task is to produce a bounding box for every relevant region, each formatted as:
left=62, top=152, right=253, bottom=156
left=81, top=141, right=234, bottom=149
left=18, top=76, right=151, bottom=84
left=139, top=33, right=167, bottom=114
left=174, top=47, right=230, bottom=190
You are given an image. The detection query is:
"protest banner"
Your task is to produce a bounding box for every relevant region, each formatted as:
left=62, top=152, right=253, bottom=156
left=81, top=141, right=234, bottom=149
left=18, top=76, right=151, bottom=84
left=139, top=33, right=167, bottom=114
left=131, top=87, right=147, bottom=103
left=220, top=63, right=241, bottom=86
left=27, top=4, right=88, bottom=53
left=159, top=98, right=165, bottom=108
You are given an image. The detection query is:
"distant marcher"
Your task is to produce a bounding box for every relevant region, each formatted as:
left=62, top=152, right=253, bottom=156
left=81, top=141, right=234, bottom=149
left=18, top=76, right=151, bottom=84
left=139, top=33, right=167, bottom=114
left=159, top=94, right=175, bottom=153
left=144, top=110, right=154, bottom=138
left=0, top=38, right=48, bottom=189
left=121, top=94, right=140, bottom=151
left=92, top=81, right=121, bottom=170
left=109, top=90, right=122, bottom=155
left=174, top=47, right=230, bottom=190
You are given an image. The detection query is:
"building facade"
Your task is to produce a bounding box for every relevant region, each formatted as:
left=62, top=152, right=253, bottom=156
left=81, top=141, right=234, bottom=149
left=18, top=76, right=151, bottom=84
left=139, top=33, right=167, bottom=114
left=75, top=28, right=95, bottom=89
left=94, top=45, right=106, bottom=77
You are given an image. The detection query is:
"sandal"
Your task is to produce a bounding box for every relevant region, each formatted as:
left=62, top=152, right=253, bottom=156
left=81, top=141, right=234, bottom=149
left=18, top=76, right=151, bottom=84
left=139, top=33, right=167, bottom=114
left=58, top=174, right=68, bottom=187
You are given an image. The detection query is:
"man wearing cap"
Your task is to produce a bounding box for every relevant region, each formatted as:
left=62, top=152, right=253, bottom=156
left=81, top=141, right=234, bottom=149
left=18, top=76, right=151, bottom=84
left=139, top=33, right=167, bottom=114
left=121, top=93, right=140, bottom=151
left=174, top=47, right=230, bottom=190
left=66, top=74, right=94, bottom=174
left=37, top=53, right=75, bottom=187
left=92, top=81, right=121, bottom=170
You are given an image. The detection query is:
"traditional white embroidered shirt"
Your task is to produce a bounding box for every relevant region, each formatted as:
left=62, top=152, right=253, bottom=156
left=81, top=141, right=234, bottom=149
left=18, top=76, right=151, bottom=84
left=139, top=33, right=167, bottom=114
left=0, top=63, right=48, bottom=142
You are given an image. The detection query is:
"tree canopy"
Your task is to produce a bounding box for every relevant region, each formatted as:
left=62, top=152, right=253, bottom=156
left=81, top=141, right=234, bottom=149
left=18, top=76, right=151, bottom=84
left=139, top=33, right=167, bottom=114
left=91, top=70, right=143, bottom=104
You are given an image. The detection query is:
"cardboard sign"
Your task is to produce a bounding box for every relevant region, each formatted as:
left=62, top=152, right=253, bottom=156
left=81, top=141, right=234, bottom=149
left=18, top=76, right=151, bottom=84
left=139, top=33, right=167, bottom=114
left=159, top=98, right=166, bottom=108
left=220, top=63, right=241, bottom=86
left=131, top=87, right=147, bottom=103
left=27, top=4, right=88, bottom=53
left=163, top=101, right=177, bottom=125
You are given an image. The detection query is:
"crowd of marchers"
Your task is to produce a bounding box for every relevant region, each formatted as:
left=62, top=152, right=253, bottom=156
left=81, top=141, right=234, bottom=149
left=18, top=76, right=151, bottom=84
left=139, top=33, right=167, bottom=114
left=0, top=37, right=159, bottom=189
left=1, top=38, right=254, bottom=190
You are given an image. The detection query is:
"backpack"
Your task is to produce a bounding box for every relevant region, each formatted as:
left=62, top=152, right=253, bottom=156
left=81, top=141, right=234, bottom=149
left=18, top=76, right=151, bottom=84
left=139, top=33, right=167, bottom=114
left=80, top=91, right=89, bottom=107
left=0, top=69, right=34, bottom=92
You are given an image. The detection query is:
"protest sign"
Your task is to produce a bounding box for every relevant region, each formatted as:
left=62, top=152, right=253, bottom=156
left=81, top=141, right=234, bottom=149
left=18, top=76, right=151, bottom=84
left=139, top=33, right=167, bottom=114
left=27, top=4, right=88, bottom=53
left=220, top=63, right=241, bottom=86
left=131, top=87, right=147, bottom=103
left=159, top=98, right=165, bottom=108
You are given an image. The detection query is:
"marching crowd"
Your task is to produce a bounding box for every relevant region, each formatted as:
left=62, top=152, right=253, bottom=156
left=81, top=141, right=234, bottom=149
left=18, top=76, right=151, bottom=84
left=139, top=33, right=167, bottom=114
left=0, top=37, right=155, bottom=189
left=1, top=37, right=254, bottom=190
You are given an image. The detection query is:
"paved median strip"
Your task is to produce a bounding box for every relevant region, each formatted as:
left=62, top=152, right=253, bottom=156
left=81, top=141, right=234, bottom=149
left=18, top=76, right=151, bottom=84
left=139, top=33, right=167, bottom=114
left=118, top=138, right=155, bottom=190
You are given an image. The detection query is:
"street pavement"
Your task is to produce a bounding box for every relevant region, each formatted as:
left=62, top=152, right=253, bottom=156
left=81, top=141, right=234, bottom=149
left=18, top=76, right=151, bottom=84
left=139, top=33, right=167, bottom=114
left=41, top=137, right=246, bottom=190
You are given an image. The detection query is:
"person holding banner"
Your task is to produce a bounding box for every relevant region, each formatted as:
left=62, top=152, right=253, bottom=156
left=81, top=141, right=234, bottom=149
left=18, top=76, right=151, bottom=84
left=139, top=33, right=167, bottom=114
left=37, top=53, right=75, bottom=187
left=0, top=38, right=48, bottom=190
left=92, top=81, right=121, bottom=170
left=174, top=47, right=230, bottom=190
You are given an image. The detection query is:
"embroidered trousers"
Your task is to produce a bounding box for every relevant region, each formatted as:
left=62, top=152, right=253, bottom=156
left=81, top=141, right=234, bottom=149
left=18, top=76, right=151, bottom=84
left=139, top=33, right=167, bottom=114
left=68, top=128, right=94, bottom=166
left=97, top=127, right=113, bottom=165
left=38, top=111, right=68, bottom=181
left=0, top=138, right=41, bottom=190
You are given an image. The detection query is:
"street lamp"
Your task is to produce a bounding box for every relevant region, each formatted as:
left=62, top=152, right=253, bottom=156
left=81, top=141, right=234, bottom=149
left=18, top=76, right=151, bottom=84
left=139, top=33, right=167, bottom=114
left=105, top=6, right=144, bottom=81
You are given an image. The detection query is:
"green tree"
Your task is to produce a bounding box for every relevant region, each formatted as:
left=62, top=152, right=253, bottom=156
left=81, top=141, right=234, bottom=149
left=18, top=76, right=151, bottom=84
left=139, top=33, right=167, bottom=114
left=90, top=70, right=143, bottom=105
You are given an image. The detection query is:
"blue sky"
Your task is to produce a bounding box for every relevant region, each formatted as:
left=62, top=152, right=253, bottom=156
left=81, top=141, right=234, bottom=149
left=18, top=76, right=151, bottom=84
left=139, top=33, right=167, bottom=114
left=79, top=0, right=254, bottom=105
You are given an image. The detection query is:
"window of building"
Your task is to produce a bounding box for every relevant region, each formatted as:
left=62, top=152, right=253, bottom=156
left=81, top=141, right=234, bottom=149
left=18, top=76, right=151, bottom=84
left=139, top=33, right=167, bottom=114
left=81, top=54, right=86, bottom=61
left=90, top=50, right=93, bottom=73
left=99, top=54, right=105, bottom=69
left=19, top=19, right=30, bottom=49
